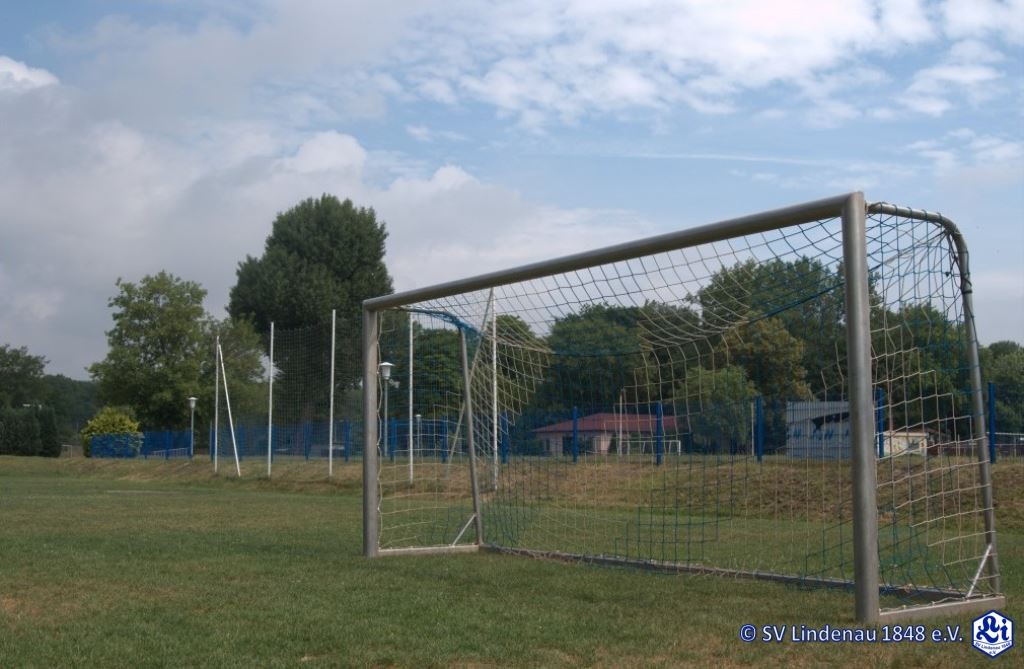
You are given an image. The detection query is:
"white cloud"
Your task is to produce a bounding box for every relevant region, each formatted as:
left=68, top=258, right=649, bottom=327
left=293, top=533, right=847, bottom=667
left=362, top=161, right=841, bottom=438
left=0, top=68, right=649, bottom=376
left=280, top=132, right=367, bottom=175
left=25, top=1, right=955, bottom=129
left=942, top=0, right=1024, bottom=43
left=903, top=38, right=1010, bottom=115
left=1, top=2, right=1022, bottom=374
left=396, top=0, right=943, bottom=124
left=405, top=125, right=468, bottom=143
left=0, top=55, right=59, bottom=91
left=905, top=128, right=1024, bottom=173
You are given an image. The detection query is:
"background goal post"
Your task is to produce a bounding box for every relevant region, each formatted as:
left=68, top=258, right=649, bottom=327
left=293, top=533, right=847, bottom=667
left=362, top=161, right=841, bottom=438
left=362, top=192, right=1003, bottom=623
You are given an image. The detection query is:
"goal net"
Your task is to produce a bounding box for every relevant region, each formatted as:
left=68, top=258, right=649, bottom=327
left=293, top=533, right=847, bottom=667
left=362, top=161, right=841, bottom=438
left=362, top=193, right=1002, bottom=622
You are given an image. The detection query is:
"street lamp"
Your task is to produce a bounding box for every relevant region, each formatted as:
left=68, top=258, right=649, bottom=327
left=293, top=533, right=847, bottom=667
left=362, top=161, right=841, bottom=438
left=187, top=396, right=197, bottom=459
left=379, top=362, right=394, bottom=461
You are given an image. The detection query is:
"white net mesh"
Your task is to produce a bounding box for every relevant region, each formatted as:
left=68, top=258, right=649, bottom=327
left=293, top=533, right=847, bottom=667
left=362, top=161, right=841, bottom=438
left=370, top=204, right=999, bottom=614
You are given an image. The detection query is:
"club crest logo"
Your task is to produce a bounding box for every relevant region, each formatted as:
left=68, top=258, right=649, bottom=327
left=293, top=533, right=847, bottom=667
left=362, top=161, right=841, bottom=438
left=972, top=610, right=1013, bottom=658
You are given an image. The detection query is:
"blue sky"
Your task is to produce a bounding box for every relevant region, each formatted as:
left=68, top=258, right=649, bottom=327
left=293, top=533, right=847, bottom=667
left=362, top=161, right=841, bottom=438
left=1, top=0, right=1021, bottom=378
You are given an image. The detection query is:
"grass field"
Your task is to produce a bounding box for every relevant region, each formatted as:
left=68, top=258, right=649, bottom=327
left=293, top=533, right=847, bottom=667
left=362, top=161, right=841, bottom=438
left=1, top=456, right=1020, bottom=667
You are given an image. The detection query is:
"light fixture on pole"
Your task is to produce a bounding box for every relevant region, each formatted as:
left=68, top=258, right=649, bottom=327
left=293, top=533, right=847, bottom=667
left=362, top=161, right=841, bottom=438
left=187, top=396, right=197, bottom=459
left=379, top=362, right=394, bottom=460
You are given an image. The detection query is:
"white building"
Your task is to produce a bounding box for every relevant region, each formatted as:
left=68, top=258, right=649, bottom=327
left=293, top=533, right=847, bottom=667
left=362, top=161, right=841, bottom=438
left=786, top=401, right=929, bottom=459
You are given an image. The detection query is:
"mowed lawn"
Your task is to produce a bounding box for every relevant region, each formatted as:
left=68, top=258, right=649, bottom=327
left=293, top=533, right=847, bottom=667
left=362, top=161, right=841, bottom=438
left=1, top=456, right=1020, bottom=668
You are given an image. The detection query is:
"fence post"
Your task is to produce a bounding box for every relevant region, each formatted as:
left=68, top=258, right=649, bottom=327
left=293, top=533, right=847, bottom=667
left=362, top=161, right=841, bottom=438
left=876, top=388, right=886, bottom=458
left=441, top=419, right=449, bottom=463
left=655, top=401, right=664, bottom=466
left=988, top=382, right=997, bottom=464
left=755, top=396, right=764, bottom=464
left=500, top=413, right=509, bottom=464
left=571, top=406, right=579, bottom=463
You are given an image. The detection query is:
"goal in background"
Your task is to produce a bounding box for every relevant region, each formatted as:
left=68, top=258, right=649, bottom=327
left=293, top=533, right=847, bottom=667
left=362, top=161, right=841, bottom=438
left=362, top=193, right=1003, bottom=623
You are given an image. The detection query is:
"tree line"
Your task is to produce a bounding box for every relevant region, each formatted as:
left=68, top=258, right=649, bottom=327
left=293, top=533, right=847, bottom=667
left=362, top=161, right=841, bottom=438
left=1, top=193, right=1020, bottom=455
left=377, top=259, right=1024, bottom=451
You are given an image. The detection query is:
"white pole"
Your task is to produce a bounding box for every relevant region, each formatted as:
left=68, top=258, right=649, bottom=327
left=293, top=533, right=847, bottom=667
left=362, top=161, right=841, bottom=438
left=214, top=335, right=220, bottom=473
left=217, top=341, right=242, bottom=477
left=618, top=389, right=624, bottom=457
left=188, top=397, right=196, bottom=459
left=328, top=309, right=337, bottom=478
left=490, top=290, right=498, bottom=490
left=751, top=400, right=755, bottom=457
left=408, top=312, right=414, bottom=485
left=415, top=413, right=422, bottom=459
left=267, top=322, right=274, bottom=478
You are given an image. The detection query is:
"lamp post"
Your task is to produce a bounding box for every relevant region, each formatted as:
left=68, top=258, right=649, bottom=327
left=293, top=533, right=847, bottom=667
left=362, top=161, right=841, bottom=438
left=379, top=362, right=394, bottom=461
left=187, top=396, right=197, bottom=459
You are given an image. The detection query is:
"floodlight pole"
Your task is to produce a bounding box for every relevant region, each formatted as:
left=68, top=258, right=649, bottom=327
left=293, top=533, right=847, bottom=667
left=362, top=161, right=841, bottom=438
left=214, top=335, right=220, bottom=473
left=267, top=321, right=274, bottom=478
left=329, top=309, right=337, bottom=478
left=187, top=396, right=197, bottom=460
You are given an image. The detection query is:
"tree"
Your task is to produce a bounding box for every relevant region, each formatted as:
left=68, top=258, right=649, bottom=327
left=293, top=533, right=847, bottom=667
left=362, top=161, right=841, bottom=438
left=0, top=344, right=47, bottom=408
left=874, top=303, right=966, bottom=436
left=228, top=195, right=394, bottom=388
left=0, top=406, right=59, bottom=457
left=89, top=272, right=207, bottom=429
left=984, top=344, right=1024, bottom=434
left=42, top=375, right=98, bottom=441
left=676, top=364, right=756, bottom=452
left=535, top=304, right=645, bottom=414
left=698, top=258, right=846, bottom=397
left=720, top=317, right=813, bottom=449
left=89, top=272, right=266, bottom=431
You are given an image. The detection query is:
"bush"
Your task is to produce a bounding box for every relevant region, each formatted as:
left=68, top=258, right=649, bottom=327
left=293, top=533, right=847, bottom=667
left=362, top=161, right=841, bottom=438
left=0, top=408, right=41, bottom=456
left=80, top=407, right=140, bottom=457
left=34, top=406, right=60, bottom=457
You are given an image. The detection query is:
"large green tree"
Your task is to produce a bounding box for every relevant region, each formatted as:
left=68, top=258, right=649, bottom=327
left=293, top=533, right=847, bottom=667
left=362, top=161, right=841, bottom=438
left=983, top=342, right=1024, bottom=434
left=0, top=344, right=47, bottom=408
left=536, top=304, right=645, bottom=414
left=90, top=272, right=207, bottom=428
left=228, top=195, right=394, bottom=390
left=698, top=258, right=847, bottom=397
left=676, top=364, right=756, bottom=452
left=89, top=272, right=265, bottom=430
left=41, top=375, right=98, bottom=441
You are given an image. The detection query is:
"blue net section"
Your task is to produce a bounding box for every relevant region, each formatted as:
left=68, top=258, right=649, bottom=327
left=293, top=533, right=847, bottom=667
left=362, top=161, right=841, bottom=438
left=91, top=430, right=192, bottom=459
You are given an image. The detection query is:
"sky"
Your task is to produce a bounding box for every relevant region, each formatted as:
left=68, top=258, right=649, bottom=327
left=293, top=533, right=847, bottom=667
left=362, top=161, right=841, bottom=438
left=1, top=0, right=1022, bottom=380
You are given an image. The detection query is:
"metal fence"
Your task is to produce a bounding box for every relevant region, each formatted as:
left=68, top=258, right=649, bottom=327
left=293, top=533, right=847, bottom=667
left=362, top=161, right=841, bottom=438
left=90, top=430, right=193, bottom=459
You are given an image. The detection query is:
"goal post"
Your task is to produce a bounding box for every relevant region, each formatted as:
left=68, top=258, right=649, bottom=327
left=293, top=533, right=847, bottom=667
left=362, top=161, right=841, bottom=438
left=361, top=192, right=1003, bottom=623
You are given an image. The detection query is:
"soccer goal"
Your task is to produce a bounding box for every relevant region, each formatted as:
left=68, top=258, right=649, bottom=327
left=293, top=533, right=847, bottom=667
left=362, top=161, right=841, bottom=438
left=361, top=193, right=1003, bottom=623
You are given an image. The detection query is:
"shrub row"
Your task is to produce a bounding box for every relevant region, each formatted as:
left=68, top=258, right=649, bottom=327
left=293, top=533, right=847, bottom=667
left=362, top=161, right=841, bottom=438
left=0, top=407, right=60, bottom=457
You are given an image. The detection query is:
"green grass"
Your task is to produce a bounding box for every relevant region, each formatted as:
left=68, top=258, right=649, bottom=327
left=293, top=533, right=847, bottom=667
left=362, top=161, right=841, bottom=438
left=1, top=456, right=1020, bottom=667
